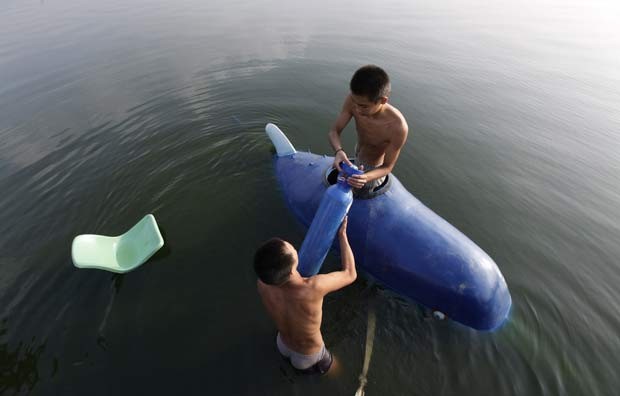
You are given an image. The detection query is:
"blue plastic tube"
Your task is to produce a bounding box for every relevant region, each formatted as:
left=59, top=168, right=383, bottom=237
left=297, top=163, right=363, bottom=276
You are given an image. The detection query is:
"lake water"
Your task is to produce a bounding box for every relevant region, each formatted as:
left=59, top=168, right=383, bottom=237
left=1, top=0, right=619, bottom=394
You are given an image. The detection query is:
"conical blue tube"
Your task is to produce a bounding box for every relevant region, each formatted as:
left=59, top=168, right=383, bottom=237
left=297, top=163, right=363, bottom=276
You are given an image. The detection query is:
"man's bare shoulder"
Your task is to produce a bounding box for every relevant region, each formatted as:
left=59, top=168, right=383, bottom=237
left=342, top=94, right=355, bottom=111
left=259, top=277, right=324, bottom=299
left=385, top=104, right=409, bottom=135
left=301, top=276, right=332, bottom=298
left=256, top=279, right=276, bottom=300
left=302, top=276, right=323, bottom=292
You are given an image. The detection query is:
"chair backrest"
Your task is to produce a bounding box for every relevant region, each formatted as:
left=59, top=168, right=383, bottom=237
left=116, top=215, right=162, bottom=268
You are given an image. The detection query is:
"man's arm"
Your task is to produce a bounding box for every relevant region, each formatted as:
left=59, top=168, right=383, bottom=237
left=312, top=217, right=356, bottom=295
left=347, top=121, right=409, bottom=188
left=328, top=96, right=354, bottom=172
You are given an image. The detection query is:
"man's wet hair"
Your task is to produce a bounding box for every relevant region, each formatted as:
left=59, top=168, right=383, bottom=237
left=350, top=65, right=391, bottom=103
left=254, top=238, right=295, bottom=285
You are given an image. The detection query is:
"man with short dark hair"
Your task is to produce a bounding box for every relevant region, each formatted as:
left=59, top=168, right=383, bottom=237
left=254, top=218, right=356, bottom=374
left=328, top=65, right=409, bottom=197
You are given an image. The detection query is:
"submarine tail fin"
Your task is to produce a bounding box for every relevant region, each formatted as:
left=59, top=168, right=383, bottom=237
left=265, top=123, right=296, bottom=157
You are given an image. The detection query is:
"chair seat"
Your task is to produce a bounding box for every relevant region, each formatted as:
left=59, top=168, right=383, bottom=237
left=72, top=214, right=164, bottom=273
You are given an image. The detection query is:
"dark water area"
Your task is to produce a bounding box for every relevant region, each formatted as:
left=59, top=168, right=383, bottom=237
left=1, top=0, right=620, bottom=394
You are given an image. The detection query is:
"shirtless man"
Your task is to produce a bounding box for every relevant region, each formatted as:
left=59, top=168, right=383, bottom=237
left=254, top=218, right=356, bottom=374
left=328, top=65, right=409, bottom=197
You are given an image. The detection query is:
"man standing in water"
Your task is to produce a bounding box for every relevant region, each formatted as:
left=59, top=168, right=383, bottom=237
left=328, top=65, right=409, bottom=197
left=255, top=218, right=356, bottom=374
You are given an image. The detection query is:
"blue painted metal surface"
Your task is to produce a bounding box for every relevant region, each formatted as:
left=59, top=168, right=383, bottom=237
left=271, top=147, right=512, bottom=331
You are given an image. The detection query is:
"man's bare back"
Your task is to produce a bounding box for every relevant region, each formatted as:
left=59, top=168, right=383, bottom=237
left=254, top=218, right=356, bottom=369
left=257, top=270, right=325, bottom=354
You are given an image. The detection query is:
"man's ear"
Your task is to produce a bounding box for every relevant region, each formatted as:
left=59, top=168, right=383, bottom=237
left=379, top=96, right=388, bottom=105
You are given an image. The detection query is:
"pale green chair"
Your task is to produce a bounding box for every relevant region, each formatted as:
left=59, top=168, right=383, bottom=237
left=72, top=214, right=164, bottom=273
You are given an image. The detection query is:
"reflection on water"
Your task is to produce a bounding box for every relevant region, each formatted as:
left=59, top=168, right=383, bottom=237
left=0, top=318, right=45, bottom=394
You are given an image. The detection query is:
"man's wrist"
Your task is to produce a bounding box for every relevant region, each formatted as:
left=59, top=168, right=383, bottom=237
left=363, top=167, right=387, bottom=181
left=334, top=147, right=344, bottom=155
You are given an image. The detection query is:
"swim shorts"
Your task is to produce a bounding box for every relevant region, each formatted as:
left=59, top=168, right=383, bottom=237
left=276, top=333, right=333, bottom=374
left=352, top=161, right=386, bottom=199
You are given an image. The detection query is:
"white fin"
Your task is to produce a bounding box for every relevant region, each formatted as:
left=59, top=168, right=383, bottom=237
left=265, top=123, right=296, bottom=157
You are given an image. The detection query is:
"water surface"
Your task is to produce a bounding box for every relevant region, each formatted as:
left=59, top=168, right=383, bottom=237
left=1, top=0, right=620, bottom=394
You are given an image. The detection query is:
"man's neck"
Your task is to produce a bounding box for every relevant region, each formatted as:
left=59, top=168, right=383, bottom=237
left=285, top=270, right=305, bottom=285
left=370, top=103, right=387, bottom=119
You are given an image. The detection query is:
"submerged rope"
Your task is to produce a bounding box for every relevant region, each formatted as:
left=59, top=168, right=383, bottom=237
left=354, top=303, right=376, bottom=396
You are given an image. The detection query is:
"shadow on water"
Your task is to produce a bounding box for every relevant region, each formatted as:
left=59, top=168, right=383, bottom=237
left=0, top=318, right=45, bottom=394
left=96, top=226, right=171, bottom=352
left=195, top=328, right=356, bottom=396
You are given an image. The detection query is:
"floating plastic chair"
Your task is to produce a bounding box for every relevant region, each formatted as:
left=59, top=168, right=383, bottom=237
left=72, top=214, right=164, bottom=273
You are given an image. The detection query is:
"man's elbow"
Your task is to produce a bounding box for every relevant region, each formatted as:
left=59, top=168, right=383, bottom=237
left=383, top=156, right=401, bottom=173
left=347, top=268, right=357, bottom=284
